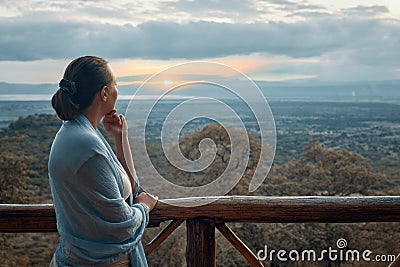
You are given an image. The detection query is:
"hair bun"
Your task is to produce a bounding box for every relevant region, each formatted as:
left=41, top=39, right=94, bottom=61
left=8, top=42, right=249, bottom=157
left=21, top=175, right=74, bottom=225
left=51, top=89, right=80, bottom=121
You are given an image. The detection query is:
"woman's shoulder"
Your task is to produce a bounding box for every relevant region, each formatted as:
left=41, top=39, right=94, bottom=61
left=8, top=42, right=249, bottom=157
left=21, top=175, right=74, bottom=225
left=49, top=120, right=109, bottom=174
left=58, top=121, right=104, bottom=150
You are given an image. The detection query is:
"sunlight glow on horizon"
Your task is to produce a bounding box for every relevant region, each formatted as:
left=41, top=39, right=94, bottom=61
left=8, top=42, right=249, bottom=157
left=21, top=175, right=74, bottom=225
left=0, top=55, right=321, bottom=84
left=111, top=54, right=321, bottom=86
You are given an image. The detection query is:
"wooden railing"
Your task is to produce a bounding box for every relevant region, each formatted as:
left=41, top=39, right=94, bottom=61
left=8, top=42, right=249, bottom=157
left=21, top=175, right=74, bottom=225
left=1, top=196, right=400, bottom=266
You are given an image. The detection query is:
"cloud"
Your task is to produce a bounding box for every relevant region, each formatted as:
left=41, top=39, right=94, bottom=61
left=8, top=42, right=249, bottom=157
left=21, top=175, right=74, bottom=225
left=163, top=0, right=255, bottom=14
left=263, top=0, right=325, bottom=12
left=287, top=10, right=333, bottom=19
left=157, top=0, right=263, bottom=24
left=0, top=1, right=400, bottom=82
left=342, top=5, right=389, bottom=17
left=256, top=0, right=327, bottom=16
left=1, top=15, right=399, bottom=71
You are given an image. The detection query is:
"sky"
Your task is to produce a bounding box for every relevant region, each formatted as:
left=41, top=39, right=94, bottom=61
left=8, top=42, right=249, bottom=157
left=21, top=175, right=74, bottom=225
left=0, top=0, right=399, bottom=84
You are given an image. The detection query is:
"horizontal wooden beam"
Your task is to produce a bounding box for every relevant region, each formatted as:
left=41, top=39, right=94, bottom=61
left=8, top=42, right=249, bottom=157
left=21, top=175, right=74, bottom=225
left=0, top=204, right=56, bottom=232
left=151, top=196, right=400, bottom=224
left=1, top=196, right=400, bottom=232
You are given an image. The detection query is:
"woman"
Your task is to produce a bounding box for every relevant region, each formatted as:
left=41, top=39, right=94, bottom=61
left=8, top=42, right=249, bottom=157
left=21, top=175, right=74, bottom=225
left=48, top=56, right=158, bottom=267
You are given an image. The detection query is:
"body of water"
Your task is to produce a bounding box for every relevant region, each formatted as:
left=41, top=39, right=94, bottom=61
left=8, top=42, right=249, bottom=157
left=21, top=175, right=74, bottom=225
left=0, top=97, right=399, bottom=129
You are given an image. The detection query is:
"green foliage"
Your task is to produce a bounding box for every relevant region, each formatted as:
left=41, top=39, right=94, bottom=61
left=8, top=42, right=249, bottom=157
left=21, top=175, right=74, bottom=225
left=0, top=114, right=61, bottom=202
left=0, top=150, right=37, bottom=204
left=0, top=115, right=398, bottom=266
left=268, top=140, right=385, bottom=196
left=144, top=124, right=398, bottom=267
left=145, top=123, right=268, bottom=196
left=0, top=115, right=61, bottom=267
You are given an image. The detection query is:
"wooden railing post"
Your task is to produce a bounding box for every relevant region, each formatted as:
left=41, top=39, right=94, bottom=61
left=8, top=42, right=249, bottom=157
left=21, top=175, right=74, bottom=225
left=186, top=218, right=216, bottom=267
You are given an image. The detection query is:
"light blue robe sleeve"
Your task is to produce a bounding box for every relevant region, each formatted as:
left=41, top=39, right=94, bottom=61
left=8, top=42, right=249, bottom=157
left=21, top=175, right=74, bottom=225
left=66, top=154, right=149, bottom=263
left=133, top=173, right=140, bottom=198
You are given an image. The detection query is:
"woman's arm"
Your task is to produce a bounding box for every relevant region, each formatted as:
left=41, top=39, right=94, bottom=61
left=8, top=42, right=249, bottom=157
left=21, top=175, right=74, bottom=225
left=115, top=133, right=158, bottom=210
left=103, top=110, right=137, bottom=194
left=103, top=110, right=158, bottom=210
left=114, top=126, right=138, bottom=194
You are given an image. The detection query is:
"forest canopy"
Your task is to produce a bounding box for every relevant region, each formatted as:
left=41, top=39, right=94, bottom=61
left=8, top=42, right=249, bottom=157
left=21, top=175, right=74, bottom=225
left=0, top=114, right=398, bottom=266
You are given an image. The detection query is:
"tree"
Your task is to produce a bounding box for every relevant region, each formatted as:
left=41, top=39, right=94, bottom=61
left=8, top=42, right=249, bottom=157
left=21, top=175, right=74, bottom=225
left=146, top=126, right=396, bottom=267
left=267, top=140, right=384, bottom=196
left=0, top=139, right=37, bottom=204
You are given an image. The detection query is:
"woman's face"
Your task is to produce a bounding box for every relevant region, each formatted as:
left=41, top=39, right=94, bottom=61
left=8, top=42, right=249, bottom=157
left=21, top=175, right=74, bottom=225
left=106, top=66, right=118, bottom=112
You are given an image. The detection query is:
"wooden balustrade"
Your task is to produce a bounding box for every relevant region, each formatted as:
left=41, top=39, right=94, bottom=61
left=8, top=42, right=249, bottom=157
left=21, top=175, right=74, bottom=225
left=1, top=196, right=400, bottom=266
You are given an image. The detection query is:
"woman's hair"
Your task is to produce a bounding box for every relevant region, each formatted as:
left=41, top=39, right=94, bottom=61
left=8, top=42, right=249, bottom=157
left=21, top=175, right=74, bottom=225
left=51, top=56, right=114, bottom=121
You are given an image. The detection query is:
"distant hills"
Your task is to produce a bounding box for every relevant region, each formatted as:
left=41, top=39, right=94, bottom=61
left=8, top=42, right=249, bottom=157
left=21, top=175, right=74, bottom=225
left=257, top=80, right=400, bottom=99
left=0, top=82, right=57, bottom=95
left=1, top=80, right=399, bottom=100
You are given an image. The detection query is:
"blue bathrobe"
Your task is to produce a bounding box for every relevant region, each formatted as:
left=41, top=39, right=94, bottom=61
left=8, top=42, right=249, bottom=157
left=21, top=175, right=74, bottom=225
left=48, top=113, right=149, bottom=266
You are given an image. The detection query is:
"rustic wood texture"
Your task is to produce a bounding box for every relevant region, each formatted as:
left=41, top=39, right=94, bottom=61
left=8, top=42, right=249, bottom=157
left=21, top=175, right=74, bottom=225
left=151, top=196, right=400, bottom=224
left=1, top=196, right=400, bottom=233
left=186, top=218, right=216, bottom=267
left=216, top=223, right=263, bottom=267
left=0, top=204, right=56, bottom=233
left=144, top=219, right=184, bottom=256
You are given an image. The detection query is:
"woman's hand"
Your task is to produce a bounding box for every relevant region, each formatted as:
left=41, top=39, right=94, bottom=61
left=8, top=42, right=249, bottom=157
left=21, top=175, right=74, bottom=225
left=134, top=192, right=159, bottom=212
left=103, top=109, right=126, bottom=138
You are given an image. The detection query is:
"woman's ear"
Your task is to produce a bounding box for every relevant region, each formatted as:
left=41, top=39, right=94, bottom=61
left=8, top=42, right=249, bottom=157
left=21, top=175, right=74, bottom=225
left=100, top=86, right=109, bottom=102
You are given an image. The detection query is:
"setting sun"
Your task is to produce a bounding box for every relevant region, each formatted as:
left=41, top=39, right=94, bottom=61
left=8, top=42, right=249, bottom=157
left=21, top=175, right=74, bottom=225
left=163, top=80, right=173, bottom=85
